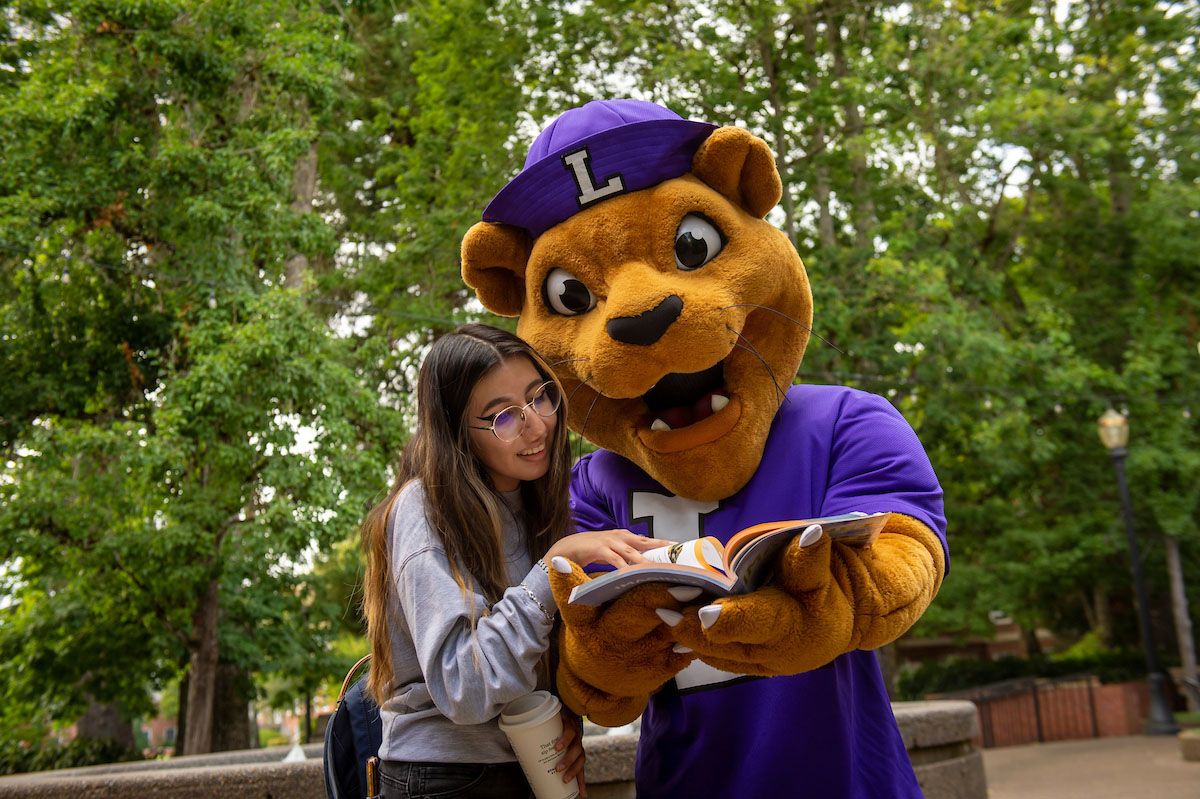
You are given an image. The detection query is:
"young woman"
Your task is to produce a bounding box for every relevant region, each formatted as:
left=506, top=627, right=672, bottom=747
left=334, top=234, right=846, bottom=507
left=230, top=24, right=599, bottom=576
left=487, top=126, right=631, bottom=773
left=360, top=324, right=660, bottom=799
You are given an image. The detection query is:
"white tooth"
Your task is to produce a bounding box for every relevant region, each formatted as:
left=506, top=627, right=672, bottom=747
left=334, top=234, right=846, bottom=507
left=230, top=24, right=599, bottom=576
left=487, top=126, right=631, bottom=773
left=651, top=418, right=671, bottom=432
left=710, top=394, right=730, bottom=413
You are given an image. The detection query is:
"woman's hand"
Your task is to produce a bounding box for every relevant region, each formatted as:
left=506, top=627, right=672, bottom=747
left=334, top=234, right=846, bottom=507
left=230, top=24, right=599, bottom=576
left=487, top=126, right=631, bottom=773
left=553, top=707, right=587, bottom=796
left=545, top=529, right=666, bottom=570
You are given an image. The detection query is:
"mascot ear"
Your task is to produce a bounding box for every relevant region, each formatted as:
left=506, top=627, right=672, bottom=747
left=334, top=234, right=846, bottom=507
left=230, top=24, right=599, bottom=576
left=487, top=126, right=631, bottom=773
left=461, top=222, right=532, bottom=317
left=691, top=127, right=782, bottom=219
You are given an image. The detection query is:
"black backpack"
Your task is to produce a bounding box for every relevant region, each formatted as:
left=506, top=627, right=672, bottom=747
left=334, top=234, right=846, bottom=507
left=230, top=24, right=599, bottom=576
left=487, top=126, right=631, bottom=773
left=323, top=654, right=384, bottom=799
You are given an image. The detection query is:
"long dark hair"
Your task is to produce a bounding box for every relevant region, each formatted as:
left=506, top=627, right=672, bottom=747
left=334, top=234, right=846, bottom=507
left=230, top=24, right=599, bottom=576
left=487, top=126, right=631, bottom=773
left=360, top=324, right=572, bottom=705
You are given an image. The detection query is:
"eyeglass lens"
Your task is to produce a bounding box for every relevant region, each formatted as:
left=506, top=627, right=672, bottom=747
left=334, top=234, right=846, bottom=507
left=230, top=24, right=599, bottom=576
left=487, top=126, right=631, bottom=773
left=492, top=382, right=561, bottom=442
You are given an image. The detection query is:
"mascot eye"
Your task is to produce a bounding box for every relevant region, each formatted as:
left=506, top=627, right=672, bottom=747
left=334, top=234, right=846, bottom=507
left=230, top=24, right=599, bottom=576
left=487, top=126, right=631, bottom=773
left=674, top=214, right=724, bottom=271
left=542, top=268, right=597, bottom=317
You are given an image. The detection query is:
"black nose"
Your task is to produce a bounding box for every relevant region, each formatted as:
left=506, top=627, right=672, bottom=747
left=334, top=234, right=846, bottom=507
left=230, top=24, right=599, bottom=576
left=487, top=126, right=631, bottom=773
left=606, top=295, right=684, bottom=346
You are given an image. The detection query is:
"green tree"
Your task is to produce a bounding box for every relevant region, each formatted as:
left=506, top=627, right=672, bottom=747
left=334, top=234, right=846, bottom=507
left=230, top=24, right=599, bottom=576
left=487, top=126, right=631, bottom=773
left=0, top=0, right=403, bottom=755
left=321, top=0, right=535, bottom=336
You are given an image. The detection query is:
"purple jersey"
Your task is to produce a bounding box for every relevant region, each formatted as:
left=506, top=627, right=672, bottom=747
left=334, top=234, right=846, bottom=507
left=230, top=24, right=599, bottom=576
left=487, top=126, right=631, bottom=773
left=569, top=384, right=947, bottom=799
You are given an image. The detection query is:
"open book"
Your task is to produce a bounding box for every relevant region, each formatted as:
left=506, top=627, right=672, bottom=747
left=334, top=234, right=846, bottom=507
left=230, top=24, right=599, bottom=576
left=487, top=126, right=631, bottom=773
left=567, top=512, right=890, bottom=607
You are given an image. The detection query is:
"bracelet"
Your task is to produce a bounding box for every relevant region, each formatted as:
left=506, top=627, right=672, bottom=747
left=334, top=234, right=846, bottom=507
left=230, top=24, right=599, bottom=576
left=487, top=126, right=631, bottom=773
left=535, top=558, right=549, bottom=574
left=521, top=581, right=555, bottom=622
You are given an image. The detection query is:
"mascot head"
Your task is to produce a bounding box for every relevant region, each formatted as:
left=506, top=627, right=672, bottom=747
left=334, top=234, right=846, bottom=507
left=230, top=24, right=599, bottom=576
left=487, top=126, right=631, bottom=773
left=462, top=99, right=812, bottom=502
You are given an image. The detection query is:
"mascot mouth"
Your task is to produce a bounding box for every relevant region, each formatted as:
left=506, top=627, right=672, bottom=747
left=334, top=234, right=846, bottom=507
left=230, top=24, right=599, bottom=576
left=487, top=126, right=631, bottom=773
left=643, top=361, right=726, bottom=429
left=637, top=361, right=742, bottom=453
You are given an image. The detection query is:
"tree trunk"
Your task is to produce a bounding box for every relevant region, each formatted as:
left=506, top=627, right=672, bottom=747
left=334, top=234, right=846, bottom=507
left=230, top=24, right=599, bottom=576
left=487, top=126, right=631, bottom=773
left=182, top=578, right=220, bottom=755
left=212, top=662, right=255, bottom=751
left=1165, top=533, right=1200, bottom=711
left=304, top=689, right=313, bottom=744
left=1022, top=624, right=1043, bottom=657
left=76, top=698, right=135, bottom=751
left=827, top=8, right=876, bottom=247
left=285, top=138, right=319, bottom=289
left=757, top=34, right=796, bottom=244
left=1094, top=584, right=1114, bottom=649
left=176, top=673, right=188, bottom=756
left=801, top=13, right=835, bottom=249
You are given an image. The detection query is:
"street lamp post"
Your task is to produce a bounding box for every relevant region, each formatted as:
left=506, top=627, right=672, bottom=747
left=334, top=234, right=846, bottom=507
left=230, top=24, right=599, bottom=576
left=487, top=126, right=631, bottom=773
left=1096, top=408, right=1180, bottom=735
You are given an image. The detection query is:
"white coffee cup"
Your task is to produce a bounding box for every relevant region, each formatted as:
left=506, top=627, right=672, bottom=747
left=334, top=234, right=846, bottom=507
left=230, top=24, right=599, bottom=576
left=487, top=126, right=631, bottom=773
left=498, top=691, right=579, bottom=799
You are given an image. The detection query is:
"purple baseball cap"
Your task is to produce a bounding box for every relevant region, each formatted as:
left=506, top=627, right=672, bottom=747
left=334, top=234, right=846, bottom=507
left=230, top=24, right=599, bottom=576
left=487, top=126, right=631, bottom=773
left=483, top=99, right=717, bottom=239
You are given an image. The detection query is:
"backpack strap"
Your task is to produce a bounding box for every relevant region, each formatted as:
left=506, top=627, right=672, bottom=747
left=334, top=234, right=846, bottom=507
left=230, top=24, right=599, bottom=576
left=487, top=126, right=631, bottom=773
left=339, top=654, right=372, bottom=703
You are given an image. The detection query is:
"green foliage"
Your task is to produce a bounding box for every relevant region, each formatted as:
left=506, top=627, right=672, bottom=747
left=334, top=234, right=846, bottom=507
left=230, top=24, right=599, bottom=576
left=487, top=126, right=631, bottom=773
left=258, top=727, right=289, bottom=749
left=320, top=0, right=535, bottom=343
left=0, top=0, right=402, bottom=746
left=897, top=651, right=1153, bottom=700
left=1055, top=630, right=1111, bottom=661
left=0, top=736, right=142, bottom=776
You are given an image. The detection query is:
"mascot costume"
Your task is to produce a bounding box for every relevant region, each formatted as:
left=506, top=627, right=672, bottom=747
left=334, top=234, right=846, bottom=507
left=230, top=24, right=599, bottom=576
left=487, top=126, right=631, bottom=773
left=462, top=99, right=948, bottom=798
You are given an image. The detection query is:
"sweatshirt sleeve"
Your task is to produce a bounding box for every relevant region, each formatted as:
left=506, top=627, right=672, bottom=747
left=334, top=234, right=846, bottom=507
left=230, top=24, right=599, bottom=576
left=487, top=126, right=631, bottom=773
left=389, top=489, right=556, bottom=726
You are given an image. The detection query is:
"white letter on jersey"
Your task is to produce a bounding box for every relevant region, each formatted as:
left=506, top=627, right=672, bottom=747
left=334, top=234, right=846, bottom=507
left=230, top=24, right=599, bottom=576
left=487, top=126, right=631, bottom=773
left=562, top=147, right=625, bottom=208
left=629, top=492, right=719, bottom=543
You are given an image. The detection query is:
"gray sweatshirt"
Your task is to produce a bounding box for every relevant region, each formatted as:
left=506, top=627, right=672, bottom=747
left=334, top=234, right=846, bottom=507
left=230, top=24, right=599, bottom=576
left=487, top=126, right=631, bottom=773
left=378, top=480, right=558, bottom=763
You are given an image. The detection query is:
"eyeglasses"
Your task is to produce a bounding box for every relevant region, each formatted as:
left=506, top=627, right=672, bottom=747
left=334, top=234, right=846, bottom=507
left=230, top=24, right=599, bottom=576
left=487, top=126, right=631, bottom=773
left=469, top=381, right=562, bottom=442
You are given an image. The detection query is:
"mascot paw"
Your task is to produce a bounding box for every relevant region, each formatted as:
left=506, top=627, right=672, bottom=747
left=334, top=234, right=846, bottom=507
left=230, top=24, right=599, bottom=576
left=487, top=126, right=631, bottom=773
left=556, top=661, right=649, bottom=727
left=672, top=528, right=853, bottom=676
left=549, top=557, right=697, bottom=717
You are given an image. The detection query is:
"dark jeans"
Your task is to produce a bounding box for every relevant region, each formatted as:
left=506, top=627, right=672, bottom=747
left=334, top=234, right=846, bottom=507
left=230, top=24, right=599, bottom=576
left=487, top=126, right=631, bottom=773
left=378, top=760, right=532, bottom=799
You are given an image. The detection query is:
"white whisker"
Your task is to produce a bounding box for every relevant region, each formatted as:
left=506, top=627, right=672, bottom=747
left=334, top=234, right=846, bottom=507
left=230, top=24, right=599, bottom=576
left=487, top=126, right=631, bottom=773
left=728, top=327, right=789, bottom=407
left=719, top=303, right=843, bottom=355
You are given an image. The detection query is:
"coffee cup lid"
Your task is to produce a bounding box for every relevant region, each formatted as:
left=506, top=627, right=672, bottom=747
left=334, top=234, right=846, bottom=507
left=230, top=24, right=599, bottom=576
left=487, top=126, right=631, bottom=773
left=499, top=690, right=561, bottom=729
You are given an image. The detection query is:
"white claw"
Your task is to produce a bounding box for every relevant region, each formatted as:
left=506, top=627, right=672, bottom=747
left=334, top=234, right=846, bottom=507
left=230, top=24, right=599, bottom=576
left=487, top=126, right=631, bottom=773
left=698, top=604, right=722, bottom=630
left=673, top=644, right=694, bottom=654
left=551, top=556, right=573, bottom=574
left=656, top=608, right=683, bottom=627
left=799, top=524, right=823, bottom=548
left=651, top=418, right=671, bottom=432
left=667, top=586, right=703, bottom=602
left=710, top=394, right=730, bottom=413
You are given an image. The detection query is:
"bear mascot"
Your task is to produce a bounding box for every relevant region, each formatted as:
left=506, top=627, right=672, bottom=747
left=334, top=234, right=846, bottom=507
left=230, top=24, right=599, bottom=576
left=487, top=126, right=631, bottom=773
left=462, top=98, right=948, bottom=799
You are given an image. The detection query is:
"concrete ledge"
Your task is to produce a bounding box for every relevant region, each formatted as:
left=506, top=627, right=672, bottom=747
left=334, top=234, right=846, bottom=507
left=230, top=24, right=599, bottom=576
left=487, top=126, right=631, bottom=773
left=895, top=700, right=987, bottom=799
left=575, top=733, right=637, bottom=784
left=0, top=701, right=985, bottom=798
left=1182, top=729, right=1200, bottom=762
left=0, top=757, right=326, bottom=799
left=18, top=743, right=325, bottom=778
left=913, top=750, right=988, bottom=799
left=895, top=700, right=980, bottom=748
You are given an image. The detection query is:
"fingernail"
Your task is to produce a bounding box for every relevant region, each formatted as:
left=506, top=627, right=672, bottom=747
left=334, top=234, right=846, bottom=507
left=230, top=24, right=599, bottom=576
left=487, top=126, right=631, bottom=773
left=667, top=586, right=703, bottom=602
left=551, top=556, right=573, bottom=573
left=699, top=604, right=721, bottom=629
left=799, top=524, right=823, bottom=547
left=673, top=644, right=693, bottom=654
left=655, top=608, right=683, bottom=626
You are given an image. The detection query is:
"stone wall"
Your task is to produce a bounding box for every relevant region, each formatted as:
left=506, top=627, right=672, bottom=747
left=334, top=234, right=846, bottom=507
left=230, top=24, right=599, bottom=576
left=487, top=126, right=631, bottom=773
left=0, top=701, right=986, bottom=798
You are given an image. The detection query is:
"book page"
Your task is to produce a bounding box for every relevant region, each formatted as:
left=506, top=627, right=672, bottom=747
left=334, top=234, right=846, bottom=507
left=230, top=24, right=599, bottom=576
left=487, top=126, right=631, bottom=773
left=568, top=562, right=737, bottom=606
left=728, top=512, right=891, bottom=591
